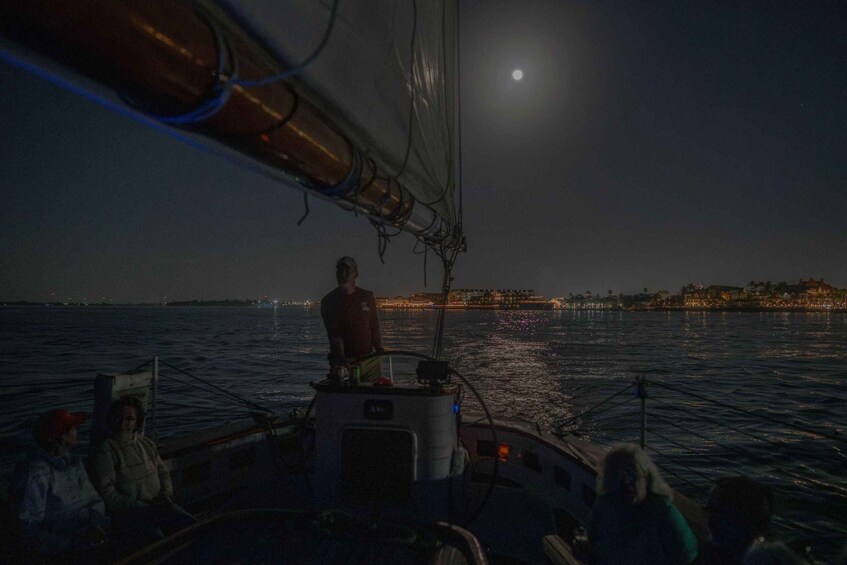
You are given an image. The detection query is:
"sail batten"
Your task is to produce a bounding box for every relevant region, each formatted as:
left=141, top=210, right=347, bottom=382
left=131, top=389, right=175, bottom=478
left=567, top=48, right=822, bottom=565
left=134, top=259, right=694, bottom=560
left=0, top=0, right=459, bottom=245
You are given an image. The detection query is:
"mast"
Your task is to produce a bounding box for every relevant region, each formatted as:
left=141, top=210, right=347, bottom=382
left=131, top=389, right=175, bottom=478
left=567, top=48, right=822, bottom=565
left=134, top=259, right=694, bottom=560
left=0, top=0, right=457, bottom=245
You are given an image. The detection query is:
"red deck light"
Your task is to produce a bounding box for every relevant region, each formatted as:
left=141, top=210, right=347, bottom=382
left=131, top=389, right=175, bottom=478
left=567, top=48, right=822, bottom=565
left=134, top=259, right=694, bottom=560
left=498, top=443, right=510, bottom=461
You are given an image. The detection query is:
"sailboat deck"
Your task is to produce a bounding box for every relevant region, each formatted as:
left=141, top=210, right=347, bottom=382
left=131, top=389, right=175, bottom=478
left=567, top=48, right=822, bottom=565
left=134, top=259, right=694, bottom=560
left=124, top=509, right=485, bottom=565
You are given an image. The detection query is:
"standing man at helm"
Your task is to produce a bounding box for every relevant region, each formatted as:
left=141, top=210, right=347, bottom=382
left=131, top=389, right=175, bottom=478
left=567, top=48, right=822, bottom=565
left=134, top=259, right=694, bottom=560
left=320, top=256, right=384, bottom=383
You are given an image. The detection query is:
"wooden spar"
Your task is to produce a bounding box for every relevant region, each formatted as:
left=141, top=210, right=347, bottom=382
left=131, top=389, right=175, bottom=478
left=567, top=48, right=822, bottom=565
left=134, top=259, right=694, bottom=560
left=0, top=0, right=451, bottom=243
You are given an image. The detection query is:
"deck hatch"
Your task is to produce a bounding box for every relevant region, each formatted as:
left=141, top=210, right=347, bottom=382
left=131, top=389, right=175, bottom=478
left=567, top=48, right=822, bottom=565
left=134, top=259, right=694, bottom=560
left=341, top=428, right=414, bottom=504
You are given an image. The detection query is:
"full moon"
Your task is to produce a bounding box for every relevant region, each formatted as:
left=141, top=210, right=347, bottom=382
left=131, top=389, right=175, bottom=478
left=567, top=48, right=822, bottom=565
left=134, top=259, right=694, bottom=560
left=512, top=69, right=523, bottom=81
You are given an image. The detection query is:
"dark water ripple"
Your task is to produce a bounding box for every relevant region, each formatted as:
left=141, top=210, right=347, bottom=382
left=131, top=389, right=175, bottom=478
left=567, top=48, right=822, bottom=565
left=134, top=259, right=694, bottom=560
left=0, top=307, right=845, bottom=558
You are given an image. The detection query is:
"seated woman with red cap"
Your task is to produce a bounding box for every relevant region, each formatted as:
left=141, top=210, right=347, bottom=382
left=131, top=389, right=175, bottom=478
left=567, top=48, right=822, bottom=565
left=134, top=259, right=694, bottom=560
left=14, top=408, right=110, bottom=558
left=90, top=395, right=195, bottom=549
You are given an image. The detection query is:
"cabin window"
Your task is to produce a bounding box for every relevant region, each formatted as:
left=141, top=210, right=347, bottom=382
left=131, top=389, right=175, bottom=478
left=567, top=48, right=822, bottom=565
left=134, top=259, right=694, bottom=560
left=522, top=449, right=541, bottom=472
left=555, top=466, right=572, bottom=491
left=582, top=484, right=596, bottom=508
left=181, top=460, right=212, bottom=487
left=228, top=446, right=255, bottom=471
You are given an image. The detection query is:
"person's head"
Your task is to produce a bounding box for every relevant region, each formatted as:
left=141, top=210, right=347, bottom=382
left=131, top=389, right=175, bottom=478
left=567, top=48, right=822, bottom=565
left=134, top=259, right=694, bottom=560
left=335, top=256, right=358, bottom=287
left=106, top=395, right=145, bottom=435
left=706, top=475, right=774, bottom=551
left=32, top=408, right=85, bottom=454
left=597, top=443, right=673, bottom=504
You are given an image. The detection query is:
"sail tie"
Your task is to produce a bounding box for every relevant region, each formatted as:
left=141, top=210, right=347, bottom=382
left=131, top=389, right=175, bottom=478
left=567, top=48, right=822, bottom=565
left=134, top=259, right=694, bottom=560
left=296, top=192, right=310, bottom=226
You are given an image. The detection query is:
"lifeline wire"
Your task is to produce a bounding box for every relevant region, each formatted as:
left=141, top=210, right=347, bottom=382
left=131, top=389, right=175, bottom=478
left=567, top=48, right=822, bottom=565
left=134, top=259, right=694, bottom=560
left=649, top=395, right=793, bottom=452
left=554, top=382, right=637, bottom=431
left=650, top=379, right=845, bottom=444
left=645, top=445, right=713, bottom=483
left=158, top=360, right=272, bottom=414
left=649, top=408, right=847, bottom=497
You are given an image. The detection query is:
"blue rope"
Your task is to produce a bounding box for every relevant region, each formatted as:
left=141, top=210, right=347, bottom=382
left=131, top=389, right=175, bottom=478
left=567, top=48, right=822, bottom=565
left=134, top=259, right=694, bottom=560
left=127, top=6, right=238, bottom=125
left=0, top=47, right=314, bottom=194
left=319, top=147, right=364, bottom=198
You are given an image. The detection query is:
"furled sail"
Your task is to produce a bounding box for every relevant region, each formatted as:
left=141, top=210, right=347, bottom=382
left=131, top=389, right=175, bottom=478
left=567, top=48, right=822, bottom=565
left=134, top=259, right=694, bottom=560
left=0, top=0, right=460, bottom=246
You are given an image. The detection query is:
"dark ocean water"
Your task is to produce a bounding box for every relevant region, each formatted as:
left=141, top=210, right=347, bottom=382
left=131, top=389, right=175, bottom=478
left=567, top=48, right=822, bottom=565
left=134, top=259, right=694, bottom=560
left=1, top=306, right=845, bottom=558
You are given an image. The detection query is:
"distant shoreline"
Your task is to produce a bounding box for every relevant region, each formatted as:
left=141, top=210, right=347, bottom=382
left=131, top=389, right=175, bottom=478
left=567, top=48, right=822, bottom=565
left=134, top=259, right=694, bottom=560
left=378, top=304, right=847, bottom=313
left=3, top=302, right=846, bottom=313
left=0, top=301, right=310, bottom=308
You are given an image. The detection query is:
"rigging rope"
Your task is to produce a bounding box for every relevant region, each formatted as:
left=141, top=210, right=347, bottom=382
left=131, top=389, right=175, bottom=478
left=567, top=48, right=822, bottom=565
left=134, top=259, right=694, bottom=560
left=231, top=0, right=341, bottom=88
left=297, top=192, right=310, bottom=226
left=455, top=0, right=464, bottom=232
left=423, top=1, right=462, bottom=214
left=392, top=0, right=419, bottom=182
left=431, top=240, right=462, bottom=359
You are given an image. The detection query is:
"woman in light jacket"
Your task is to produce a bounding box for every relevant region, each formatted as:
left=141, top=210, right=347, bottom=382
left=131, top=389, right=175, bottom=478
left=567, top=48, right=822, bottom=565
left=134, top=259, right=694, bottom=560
left=588, top=443, right=698, bottom=565
left=90, top=395, right=195, bottom=548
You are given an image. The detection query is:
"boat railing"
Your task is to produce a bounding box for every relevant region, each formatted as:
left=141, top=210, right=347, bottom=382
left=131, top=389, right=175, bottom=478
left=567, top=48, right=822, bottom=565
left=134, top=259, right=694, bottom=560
left=553, top=377, right=845, bottom=556
left=134, top=358, right=282, bottom=443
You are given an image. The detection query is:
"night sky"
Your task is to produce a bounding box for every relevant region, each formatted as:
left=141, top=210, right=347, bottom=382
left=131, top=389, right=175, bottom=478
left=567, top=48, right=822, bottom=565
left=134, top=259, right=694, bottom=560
left=1, top=1, right=845, bottom=303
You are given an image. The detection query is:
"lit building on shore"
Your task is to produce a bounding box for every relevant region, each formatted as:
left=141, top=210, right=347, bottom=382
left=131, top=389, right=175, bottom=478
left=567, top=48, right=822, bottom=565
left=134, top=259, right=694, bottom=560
left=377, top=289, right=554, bottom=310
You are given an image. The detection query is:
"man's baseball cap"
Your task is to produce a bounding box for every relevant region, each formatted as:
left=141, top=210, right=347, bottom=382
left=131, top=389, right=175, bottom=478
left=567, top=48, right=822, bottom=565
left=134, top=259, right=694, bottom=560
left=336, top=256, right=358, bottom=271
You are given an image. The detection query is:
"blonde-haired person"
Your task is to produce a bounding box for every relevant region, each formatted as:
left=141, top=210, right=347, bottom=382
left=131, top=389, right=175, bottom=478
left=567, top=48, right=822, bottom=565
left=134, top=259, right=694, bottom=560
left=588, top=443, right=698, bottom=565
